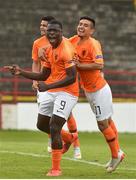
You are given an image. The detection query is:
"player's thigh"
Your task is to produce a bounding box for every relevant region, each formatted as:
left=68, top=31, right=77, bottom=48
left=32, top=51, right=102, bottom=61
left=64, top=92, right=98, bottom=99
left=37, top=90, right=48, bottom=103
left=85, top=84, right=113, bottom=121
left=37, top=113, right=50, bottom=132
left=53, top=92, right=78, bottom=120
left=38, top=91, right=54, bottom=117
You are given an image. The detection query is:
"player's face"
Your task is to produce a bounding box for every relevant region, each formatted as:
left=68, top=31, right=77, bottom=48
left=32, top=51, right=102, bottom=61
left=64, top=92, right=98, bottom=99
left=46, top=24, right=62, bottom=48
left=77, top=19, right=94, bottom=38
left=40, top=20, right=48, bottom=36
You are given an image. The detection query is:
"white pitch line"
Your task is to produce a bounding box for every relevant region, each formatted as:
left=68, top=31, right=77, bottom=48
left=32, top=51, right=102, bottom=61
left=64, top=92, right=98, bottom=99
left=0, top=150, right=136, bottom=171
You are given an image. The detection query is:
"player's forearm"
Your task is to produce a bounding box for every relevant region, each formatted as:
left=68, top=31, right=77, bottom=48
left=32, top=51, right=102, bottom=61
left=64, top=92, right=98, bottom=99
left=49, top=66, right=77, bottom=89
left=20, top=70, right=46, bottom=81
left=48, top=76, right=76, bottom=90
left=77, top=62, right=103, bottom=70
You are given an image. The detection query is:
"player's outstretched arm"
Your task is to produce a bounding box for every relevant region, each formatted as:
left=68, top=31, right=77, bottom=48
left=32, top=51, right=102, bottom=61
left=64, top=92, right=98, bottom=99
left=4, top=65, right=51, bottom=81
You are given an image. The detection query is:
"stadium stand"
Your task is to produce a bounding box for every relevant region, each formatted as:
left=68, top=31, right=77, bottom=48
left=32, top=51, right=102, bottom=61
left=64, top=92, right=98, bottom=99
left=0, top=0, right=136, bottom=101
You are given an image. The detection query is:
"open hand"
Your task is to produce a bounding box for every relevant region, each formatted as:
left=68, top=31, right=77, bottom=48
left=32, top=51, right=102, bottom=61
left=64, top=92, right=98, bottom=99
left=72, top=54, right=80, bottom=66
left=4, top=65, right=21, bottom=75
left=32, top=81, right=39, bottom=91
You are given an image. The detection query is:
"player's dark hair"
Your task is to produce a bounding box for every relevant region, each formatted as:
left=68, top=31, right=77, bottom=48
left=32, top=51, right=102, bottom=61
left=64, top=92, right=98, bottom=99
left=48, top=20, right=63, bottom=30
left=80, top=16, right=95, bottom=28
left=41, top=16, right=55, bottom=22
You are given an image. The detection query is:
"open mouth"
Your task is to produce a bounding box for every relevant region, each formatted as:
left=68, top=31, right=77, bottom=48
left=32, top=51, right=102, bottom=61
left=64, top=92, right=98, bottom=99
left=78, top=28, right=84, bottom=33
left=77, top=28, right=85, bottom=34
left=77, top=31, right=84, bottom=36
left=48, top=36, right=56, bottom=43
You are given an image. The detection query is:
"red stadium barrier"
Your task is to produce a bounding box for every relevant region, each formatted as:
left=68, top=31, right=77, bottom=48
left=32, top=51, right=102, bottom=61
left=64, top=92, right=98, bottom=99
left=0, top=95, right=2, bottom=128
left=0, top=68, right=136, bottom=102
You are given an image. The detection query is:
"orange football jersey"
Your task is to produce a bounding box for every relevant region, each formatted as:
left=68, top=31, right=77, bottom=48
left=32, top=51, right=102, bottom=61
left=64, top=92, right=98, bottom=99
left=32, top=36, right=50, bottom=62
left=69, top=35, right=107, bottom=92
left=32, top=35, right=53, bottom=84
left=43, top=37, right=79, bottom=97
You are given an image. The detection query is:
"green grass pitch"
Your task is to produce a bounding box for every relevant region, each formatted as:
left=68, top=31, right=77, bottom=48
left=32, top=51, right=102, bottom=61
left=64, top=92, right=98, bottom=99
left=0, top=130, right=136, bottom=179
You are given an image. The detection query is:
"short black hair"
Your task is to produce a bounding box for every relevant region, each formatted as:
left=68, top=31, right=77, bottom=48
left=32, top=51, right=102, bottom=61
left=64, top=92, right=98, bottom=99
left=48, top=20, right=63, bottom=29
left=41, top=16, right=55, bottom=22
left=80, top=16, right=95, bottom=28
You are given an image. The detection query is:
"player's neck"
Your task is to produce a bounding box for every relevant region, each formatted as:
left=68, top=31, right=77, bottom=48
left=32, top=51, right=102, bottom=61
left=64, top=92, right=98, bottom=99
left=52, top=38, right=62, bottom=49
left=78, top=36, right=89, bottom=44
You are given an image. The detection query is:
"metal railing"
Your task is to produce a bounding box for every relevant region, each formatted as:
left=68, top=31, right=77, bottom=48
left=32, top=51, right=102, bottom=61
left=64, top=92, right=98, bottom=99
left=0, top=68, right=136, bottom=102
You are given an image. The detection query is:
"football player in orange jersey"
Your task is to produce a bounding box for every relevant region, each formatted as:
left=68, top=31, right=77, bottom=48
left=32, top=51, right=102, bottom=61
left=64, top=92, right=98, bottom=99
left=69, top=16, right=125, bottom=173
left=32, top=16, right=81, bottom=159
left=5, top=20, right=79, bottom=176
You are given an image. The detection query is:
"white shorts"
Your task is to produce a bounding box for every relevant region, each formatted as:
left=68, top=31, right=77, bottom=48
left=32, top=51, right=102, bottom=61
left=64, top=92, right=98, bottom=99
left=38, top=91, right=78, bottom=120
left=37, top=90, right=47, bottom=103
left=85, top=84, right=113, bottom=121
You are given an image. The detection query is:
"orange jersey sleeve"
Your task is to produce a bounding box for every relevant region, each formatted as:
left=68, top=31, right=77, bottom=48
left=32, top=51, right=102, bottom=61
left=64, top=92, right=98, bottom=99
left=90, top=38, right=104, bottom=65
left=32, top=36, right=49, bottom=61
left=43, top=37, right=79, bottom=97
left=70, top=35, right=106, bottom=92
left=32, top=36, right=53, bottom=84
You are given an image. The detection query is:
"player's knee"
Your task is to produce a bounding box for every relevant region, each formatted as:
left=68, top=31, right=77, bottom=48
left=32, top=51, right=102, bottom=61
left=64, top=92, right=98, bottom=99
left=97, top=119, right=109, bottom=132
left=50, top=115, right=65, bottom=135
left=50, top=124, right=59, bottom=136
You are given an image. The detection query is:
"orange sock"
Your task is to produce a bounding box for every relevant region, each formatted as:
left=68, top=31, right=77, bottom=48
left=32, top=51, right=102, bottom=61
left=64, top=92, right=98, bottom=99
left=67, top=114, right=77, bottom=131
left=102, top=126, right=118, bottom=158
left=109, top=120, right=120, bottom=151
left=52, top=149, right=62, bottom=170
left=73, top=139, right=80, bottom=148
left=61, top=129, right=77, bottom=143
left=67, top=114, right=80, bottom=148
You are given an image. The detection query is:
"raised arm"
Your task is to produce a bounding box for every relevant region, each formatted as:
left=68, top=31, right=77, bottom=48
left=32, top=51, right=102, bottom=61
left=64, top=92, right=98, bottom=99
left=4, top=65, right=51, bottom=81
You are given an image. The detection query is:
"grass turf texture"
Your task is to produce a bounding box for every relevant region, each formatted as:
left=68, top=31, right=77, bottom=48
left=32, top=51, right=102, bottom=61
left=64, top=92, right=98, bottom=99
left=0, top=130, right=136, bottom=179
